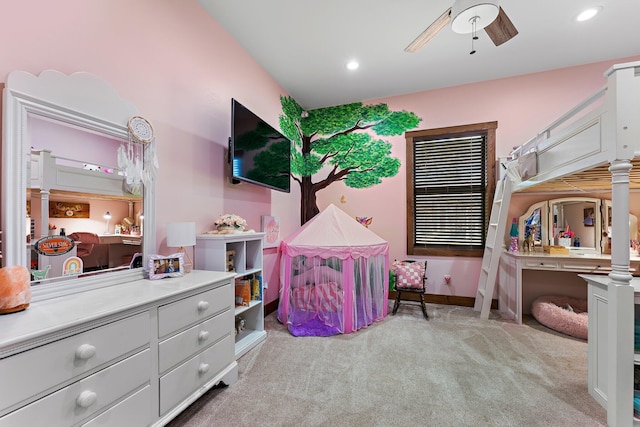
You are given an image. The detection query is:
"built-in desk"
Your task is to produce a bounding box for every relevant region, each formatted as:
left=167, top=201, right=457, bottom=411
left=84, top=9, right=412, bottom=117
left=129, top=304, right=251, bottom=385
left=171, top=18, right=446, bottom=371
left=98, top=234, right=142, bottom=245
left=498, top=250, right=640, bottom=324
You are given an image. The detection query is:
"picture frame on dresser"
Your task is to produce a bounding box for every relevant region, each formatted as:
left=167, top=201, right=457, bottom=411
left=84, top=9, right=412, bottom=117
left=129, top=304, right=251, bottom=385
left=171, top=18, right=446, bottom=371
left=148, top=253, right=185, bottom=280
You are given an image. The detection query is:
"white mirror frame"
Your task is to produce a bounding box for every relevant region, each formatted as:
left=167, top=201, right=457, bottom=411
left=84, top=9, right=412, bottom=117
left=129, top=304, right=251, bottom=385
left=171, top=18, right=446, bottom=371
left=548, top=197, right=601, bottom=251
left=1, top=70, right=156, bottom=301
left=518, top=200, right=549, bottom=248
left=602, top=199, right=638, bottom=247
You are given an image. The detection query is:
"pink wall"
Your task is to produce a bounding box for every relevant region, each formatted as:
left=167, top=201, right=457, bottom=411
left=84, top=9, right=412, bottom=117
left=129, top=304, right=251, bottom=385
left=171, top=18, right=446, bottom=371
left=0, top=0, right=299, bottom=304
left=316, top=55, right=640, bottom=298
left=2, top=1, right=639, bottom=304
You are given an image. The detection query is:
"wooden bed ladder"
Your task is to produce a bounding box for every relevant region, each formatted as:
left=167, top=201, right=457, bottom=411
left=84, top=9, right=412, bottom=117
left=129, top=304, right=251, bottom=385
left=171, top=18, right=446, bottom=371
left=474, top=176, right=513, bottom=319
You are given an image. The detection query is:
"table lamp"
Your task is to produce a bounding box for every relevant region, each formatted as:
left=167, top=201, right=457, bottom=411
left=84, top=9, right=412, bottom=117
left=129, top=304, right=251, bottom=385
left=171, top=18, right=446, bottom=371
left=104, top=211, right=111, bottom=234
left=166, top=222, right=196, bottom=273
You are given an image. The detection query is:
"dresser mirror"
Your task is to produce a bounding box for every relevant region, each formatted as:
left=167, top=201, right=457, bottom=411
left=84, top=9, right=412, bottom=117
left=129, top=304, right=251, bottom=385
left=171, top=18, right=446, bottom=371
left=2, top=70, right=156, bottom=299
left=549, top=197, right=601, bottom=250
left=517, top=197, right=632, bottom=253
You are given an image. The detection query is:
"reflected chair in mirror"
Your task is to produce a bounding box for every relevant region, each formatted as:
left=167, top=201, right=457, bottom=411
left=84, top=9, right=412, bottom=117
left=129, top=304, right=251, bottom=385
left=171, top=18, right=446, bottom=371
left=129, top=253, right=143, bottom=269
left=391, top=260, right=428, bottom=319
left=68, top=232, right=101, bottom=259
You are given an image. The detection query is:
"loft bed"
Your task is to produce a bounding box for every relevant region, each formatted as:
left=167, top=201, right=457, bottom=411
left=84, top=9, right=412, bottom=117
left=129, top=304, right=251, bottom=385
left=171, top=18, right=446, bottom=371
left=30, top=149, right=141, bottom=199
left=502, top=61, right=639, bottom=426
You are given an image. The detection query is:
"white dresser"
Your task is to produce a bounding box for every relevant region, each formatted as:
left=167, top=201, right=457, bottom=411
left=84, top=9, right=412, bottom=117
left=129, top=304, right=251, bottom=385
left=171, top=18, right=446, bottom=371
left=0, top=269, right=237, bottom=426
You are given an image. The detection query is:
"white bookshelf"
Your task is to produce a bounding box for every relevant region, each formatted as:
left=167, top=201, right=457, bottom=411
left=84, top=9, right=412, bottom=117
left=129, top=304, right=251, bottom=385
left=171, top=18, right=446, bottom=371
left=195, top=232, right=266, bottom=359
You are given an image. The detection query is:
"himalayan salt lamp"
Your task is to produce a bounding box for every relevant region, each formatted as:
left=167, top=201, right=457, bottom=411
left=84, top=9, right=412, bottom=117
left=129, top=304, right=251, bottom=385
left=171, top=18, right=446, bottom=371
left=0, top=265, right=31, bottom=314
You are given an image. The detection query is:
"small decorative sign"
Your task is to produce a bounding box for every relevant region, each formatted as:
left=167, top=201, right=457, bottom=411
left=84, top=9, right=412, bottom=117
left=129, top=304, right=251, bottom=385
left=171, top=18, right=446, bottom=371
left=262, top=215, right=280, bottom=249
left=63, top=256, right=83, bottom=276
left=49, top=201, right=90, bottom=218
left=34, top=235, right=75, bottom=256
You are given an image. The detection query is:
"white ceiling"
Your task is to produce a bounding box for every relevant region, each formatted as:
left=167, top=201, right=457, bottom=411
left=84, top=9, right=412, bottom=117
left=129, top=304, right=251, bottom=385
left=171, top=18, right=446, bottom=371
left=198, top=0, right=640, bottom=109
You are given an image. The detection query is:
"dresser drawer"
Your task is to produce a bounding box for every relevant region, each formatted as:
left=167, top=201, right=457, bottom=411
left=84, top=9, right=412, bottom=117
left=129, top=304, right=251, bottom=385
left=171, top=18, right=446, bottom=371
left=0, top=312, right=149, bottom=412
left=159, top=333, right=234, bottom=415
left=0, top=349, right=150, bottom=427
left=159, top=308, right=233, bottom=374
left=523, top=259, right=559, bottom=270
left=158, top=282, right=232, bottom=338
left=81, top=385, right=151, bottom=427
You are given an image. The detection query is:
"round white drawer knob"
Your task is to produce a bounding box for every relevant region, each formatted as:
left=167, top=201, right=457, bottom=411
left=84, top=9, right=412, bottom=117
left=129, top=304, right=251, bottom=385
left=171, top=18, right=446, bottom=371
left=76, top=390, right=97, bottom=408
left=75, top=344, right=97, bottom=360
left=198, top=363, right=210, bottom=375
left=198, top=330, right=210, bottom=342
left=197, top=301, right=209, bottom=311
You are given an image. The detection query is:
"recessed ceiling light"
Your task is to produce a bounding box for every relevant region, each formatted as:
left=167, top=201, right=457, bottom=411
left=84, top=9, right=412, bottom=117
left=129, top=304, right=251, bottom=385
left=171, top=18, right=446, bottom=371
left=576, top=6, right=602, bottom=22
left=346, top=60, right=359, bottom=71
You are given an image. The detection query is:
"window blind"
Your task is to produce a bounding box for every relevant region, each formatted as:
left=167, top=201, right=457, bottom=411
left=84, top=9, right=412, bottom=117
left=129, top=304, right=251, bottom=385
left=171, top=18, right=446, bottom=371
left=413, top=135, right=487, bottom=248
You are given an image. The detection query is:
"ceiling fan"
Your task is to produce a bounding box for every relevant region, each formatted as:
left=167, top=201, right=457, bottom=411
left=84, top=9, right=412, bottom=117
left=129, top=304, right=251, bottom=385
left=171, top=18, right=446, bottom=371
left=405, top=0, right=518, bottom=54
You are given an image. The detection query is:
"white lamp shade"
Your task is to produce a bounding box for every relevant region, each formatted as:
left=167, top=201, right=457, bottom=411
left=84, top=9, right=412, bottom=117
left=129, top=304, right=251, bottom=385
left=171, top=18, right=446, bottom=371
left=166, top=222, right=196, bottom=247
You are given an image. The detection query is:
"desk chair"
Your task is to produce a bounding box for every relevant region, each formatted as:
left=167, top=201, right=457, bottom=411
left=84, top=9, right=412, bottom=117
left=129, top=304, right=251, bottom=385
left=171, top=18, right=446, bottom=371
left=391, top=260, right=428, bottom=319
left=68, top=232, right=100, bottom=258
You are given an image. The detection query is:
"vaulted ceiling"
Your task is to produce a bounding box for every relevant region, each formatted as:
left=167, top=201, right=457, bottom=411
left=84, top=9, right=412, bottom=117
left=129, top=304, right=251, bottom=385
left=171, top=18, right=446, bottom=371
left=199, top=0, right=639, bottom=109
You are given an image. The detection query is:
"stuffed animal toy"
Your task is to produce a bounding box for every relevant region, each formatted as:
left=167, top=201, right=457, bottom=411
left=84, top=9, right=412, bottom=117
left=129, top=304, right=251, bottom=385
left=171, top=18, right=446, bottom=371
left=83, top=163, right=101, bottom=171
left=235, top=317, right=245, bottom=336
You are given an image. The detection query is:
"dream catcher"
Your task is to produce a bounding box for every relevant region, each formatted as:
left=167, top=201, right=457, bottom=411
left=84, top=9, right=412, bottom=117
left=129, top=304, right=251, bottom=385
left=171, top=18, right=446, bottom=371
left=118, top=116, right=159, bottom=196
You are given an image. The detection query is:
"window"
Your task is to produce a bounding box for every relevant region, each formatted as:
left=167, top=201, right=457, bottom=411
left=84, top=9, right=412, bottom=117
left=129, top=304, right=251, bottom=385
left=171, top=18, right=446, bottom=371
left=406, top=122, right=496, bottom=257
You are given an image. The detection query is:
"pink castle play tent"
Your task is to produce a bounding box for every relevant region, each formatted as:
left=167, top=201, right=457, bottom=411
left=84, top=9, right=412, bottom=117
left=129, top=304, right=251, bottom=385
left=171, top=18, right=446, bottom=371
left=277, top=204, right=389, bottom=336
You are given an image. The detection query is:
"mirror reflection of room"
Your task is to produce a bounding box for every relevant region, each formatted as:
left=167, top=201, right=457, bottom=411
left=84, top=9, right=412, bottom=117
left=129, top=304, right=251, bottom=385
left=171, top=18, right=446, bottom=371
left=517, top=197, right=638, bottom=254
left=27, top=115, right=143, bottom=282
left=551, top=199, right=598, bottom=248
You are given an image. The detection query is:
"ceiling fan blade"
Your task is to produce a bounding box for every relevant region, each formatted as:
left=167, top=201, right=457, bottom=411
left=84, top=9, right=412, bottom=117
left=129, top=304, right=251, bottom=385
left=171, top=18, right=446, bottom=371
left=405, top=7, right=452, bottom=53
left=484, top=7, right=518, bottom=46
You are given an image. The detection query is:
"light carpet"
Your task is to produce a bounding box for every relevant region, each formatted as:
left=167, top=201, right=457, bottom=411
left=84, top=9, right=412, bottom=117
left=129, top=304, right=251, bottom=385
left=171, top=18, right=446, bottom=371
left=167, top=302, right=606, bottom=427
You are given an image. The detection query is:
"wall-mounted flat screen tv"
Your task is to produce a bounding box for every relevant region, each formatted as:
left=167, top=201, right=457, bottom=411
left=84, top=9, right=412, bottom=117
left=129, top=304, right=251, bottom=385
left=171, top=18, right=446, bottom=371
left=230, top=99, right=291, bottom=193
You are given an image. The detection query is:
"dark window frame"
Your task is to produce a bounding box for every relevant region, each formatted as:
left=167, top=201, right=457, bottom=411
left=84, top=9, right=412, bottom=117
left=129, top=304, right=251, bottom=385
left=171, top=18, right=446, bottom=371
left=406, top=122, right=497, bottom=257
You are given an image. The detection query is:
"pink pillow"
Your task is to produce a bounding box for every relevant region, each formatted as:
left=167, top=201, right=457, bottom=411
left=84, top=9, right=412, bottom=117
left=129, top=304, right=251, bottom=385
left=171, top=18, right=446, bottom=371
left=316, top=282, right=343, bottom=312
left=392, top=261, right=425, bottom=289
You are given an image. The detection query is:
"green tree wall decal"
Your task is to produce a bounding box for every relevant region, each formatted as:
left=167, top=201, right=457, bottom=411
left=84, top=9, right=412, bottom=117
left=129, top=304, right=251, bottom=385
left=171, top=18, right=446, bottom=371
left=278, top=96, right=422, bottom=224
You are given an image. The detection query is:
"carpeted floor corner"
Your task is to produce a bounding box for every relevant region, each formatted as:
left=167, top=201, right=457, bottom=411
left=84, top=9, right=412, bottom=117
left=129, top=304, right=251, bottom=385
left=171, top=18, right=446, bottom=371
left=167, top=303, right=606, bottom=427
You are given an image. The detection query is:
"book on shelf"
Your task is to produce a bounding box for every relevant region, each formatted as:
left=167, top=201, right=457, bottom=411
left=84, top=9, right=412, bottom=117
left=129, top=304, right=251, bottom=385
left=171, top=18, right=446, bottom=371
left=251, top=275, right=262, bottom=301
left=235, top=278, right=250, bottom=307
left=226, top=249, right=236, bottom=272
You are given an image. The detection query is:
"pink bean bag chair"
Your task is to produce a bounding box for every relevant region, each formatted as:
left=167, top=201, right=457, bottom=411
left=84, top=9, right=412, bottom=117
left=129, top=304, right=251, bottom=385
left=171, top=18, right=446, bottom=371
left=531, top=295, right=588, bottom=340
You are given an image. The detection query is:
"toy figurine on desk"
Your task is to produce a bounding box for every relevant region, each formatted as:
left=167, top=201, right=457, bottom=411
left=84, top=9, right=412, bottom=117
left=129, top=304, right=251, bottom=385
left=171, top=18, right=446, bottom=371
left=522, top=224, right=538, bottom=253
